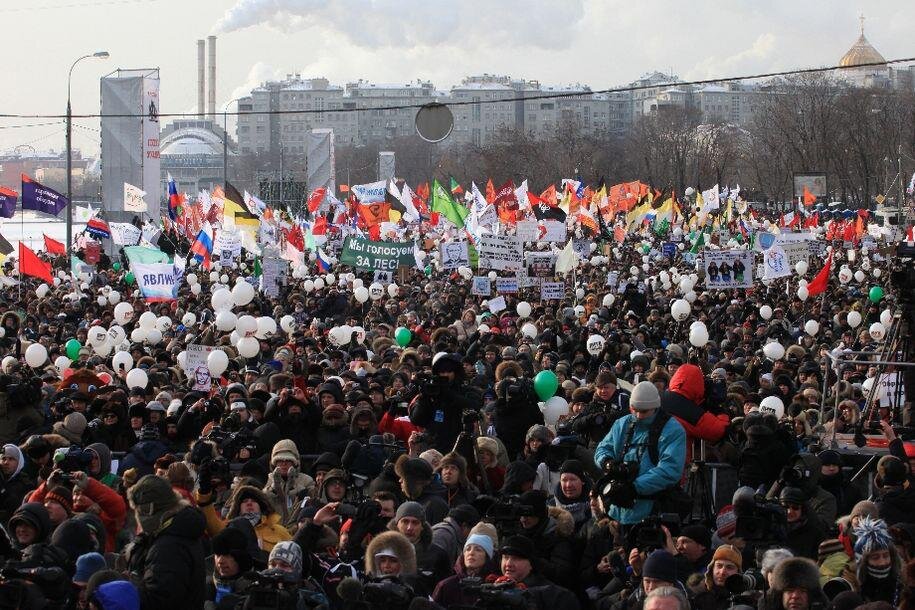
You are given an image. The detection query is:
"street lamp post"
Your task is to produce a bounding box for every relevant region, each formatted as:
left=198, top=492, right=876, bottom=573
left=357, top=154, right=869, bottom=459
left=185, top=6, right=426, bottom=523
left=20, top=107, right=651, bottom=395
left=66, top=51, right=109, bottom=251
left=223, top=98, right=241, bottom=187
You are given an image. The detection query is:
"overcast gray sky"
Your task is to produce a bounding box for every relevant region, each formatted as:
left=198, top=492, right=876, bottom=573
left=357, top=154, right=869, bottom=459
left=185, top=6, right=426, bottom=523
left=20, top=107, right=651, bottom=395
left=2, top=0, right=913, bottom=158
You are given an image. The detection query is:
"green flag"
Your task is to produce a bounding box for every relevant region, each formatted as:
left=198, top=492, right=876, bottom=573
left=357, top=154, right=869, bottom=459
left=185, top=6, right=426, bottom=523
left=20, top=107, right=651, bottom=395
left=689, top=230, right=705, bottom=254
left=123, top=245, right=169, bottom=265
left=432, top=179, right=468, bottom=229
left=253, top=258, right=262, bottom=277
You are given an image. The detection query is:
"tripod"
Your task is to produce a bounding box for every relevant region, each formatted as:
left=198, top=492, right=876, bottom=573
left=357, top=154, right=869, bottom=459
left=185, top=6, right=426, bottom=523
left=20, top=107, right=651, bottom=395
left=684, top=440, right=716, bottom=525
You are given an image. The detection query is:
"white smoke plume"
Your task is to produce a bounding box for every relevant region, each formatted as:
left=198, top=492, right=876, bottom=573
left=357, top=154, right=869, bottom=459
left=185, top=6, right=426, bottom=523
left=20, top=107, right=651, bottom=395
left=212, top=0, right=584, bottom=50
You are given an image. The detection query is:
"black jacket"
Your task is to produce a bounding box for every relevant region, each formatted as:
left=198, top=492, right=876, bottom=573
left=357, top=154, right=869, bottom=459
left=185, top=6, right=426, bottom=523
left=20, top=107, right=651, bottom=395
left=410, top=381, right=480, bottom=454
left=494, top=391, right=544, bottom=459
left=125, top=506, right=207, bottom=610
left=875, top=484, right=915, bottom=527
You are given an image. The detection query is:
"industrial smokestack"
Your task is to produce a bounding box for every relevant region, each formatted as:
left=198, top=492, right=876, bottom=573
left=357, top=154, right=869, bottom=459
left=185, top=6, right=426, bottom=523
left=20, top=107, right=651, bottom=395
left=207, top=35, right=216, bottom=117
left=197, top=39, right=205, bottom=118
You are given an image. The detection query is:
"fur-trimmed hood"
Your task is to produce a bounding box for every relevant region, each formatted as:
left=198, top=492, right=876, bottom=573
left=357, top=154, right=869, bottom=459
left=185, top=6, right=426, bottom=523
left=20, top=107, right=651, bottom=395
left=546, top=505, right=576, bottom=538
left=225, top=485, right=277, bottom=519
left=770, top=557, right=823, bottom=594
left=495, top=361, right=524, bottom=383
left=364, top=530, right=417, bottom=576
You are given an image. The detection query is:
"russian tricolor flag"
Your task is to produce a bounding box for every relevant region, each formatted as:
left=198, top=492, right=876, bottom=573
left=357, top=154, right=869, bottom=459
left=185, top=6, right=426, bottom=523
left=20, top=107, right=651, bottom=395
left=191, top=222, right=214, bottom=269
left=316, top=248, right=331, bottom=273
left=167, top=174, right=183, bottom=221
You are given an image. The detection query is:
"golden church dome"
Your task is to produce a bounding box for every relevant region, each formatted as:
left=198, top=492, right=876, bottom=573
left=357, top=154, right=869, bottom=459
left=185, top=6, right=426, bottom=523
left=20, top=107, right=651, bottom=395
left=839, top=26, right=886, bottom=68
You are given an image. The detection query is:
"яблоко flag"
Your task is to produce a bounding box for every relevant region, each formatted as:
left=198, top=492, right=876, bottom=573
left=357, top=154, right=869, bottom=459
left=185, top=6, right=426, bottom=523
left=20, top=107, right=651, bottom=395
left=21, top=174, right=68, bottom=215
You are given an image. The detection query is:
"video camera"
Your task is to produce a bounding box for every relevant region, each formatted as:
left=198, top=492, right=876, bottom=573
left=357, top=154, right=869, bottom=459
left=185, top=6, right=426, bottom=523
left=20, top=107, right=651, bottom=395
left=459, top=577, right=529, bottom=609
left=0, top=565, right=70, bottom=608
left=596, top=460, right=641, bottom=508
left=237, top=568, right=298, bottom=610
left=52, top=446, right=92, bottom=474
left=733, top=486, right=787, bottom=544
left=627, top=513, right=680, bottom=552
left=725, top=569, right=767, bottom=606
left=485, top=498, right=536, bottom=536
left=362, top=576, right=415, bottom=608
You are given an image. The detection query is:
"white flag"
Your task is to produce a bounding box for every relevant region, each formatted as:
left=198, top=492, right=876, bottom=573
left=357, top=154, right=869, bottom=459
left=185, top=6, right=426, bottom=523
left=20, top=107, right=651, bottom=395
left=555, top=239, right=578, bottom=274
left=110, top=222, right=142, bottom=246
left=124, top=183, right=148, bottom=213
left=702, top=184, right=720, bottom=211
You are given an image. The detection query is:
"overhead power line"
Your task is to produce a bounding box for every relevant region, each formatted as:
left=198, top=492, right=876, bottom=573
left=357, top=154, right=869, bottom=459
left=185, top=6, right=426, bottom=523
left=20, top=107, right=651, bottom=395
left=0, top=56, right=913, bottom=120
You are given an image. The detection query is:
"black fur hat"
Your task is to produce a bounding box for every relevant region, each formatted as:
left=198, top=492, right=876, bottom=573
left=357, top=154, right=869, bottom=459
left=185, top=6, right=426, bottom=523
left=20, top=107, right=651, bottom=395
left=771, top=557, right=823, bottom=594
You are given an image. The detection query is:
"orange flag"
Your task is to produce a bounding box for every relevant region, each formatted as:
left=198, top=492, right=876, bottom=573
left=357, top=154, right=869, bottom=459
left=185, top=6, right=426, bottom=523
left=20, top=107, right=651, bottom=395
left=485, top=179, right=496, bottom=204
left=802, top=186, right=816, bottom=206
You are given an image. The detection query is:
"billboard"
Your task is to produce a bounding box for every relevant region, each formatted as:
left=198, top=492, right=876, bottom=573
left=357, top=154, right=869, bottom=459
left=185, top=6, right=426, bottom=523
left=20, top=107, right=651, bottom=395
left=793, top=173, right=827, bottom=198
left=306, top=128, right=335, bottom=194
left=100, top=69, right=161, bottom=254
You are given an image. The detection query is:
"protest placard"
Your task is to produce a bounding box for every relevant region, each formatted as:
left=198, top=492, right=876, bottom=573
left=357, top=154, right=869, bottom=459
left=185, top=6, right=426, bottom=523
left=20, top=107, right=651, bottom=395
left=477, top=235, right=523, bottom=271
left=471, top=276, right=491, bottom=296
left=185, top=344, right=216, bottom=391
left=440, top=241, right=469, bottom=269
left=703, top=250, right=755, bottom=289
left=496, top=277, right=519, bottom=293
left=540, top=281, right=565, bottom=301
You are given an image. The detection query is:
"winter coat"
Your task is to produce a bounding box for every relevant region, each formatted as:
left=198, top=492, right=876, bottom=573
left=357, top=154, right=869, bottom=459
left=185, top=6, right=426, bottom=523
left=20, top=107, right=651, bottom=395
left=315, top=422, right=350, bottom=457
left=263, top=468, right=316, bottom=528
left=377, top=412, right=419, bottom=444
left=85, top=442, right=120, bottom=490
left=364, top=530, right=417, bottom=578
left=593, top=411, right=687, bottom=525
left=431, top=554, right=499, bottom=608
left=494, top=392, right=545, bottom=460
left=875, top=484, right=915, bottom=526
left=522, top=505, right=578, bottom=588
left=430, top=516, right=465, bottom=566
left=548, top=479, right=592, bottom=536
left=412, top=479, right=450, bottom=526
left=197, top=485, right=292, bottom=552
left=784, top=512, right=827, bottom=560
left=73, top=477, right=128, bottom=552
left=409, top=380, right=481, bottom=454
left=661, top=364, right=729, bottom=464
left=0, top=444, right=33, bottom=524
left=0, top=389, right=43, bottom=446
left=737, top=431, right=792, bottom=489
left=117, top=439, right=170, bottom=478
left=410, top=523, right=453, bottom=594
left=124, top=505, right=207, bottom=610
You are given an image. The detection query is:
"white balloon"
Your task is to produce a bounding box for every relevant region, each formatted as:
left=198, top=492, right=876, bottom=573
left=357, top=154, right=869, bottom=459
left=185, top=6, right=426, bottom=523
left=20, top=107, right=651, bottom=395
left=671, top=299, right=691, bottom=322
left=280, top=315, right=295, bottom=333
left=182, top=312, right=197, bottom=327
left=114, top=303, right=133, bottom=325
left=207, top=350, right=229, bottom=377
left=847, top=310, right=862, bottom=328
left=236, top=315, right=258, bottom=337
left=125, top=368, right=148, bottom=389
left=759, top=305, right=773, bottom=320
left=112, top=351, right=133, bottom=372
left=542, top=396, right=570, bottom=426
left=795, top=261, right=808, bottom=275
left=220, top=274, right=229, bottom=284
left=236, top=336, right=259, bottom=358
left=854, top=270, right=865, bottom=283
left=209, top=271, right=220, bottom=283
left=215, top=310, right=237, bottom=332
left=255, top=316, right=277, bottom=339
left=880, top=309, right=892, bottom=326
left=231, top=281, right=255, bottom=307
left=679, top=277, right=694, bottom=293
left=838, top=268, right=852, bottom=284
left=586, top=335, right=605, bottom=356
left=684, top=290, right=697, bottom=303
left=488, top=271, right=497, bottom=281
left=575, top=288, right=585, bottom=300
left=797, top=286, right=809, bottom=301
left=574, top=305, right=585, bottom=317
left=108, top=326, right=126, bottom=346
left=186, top=273, right=198, bottom=285
left=130, top=327, right=147, bottom=343
left=303, top=280, right=315, bottom=293
left=873, top=268, right=882, bottom=278
left=314, top=278, right=326, bottom=290
left=352, top=326, right=366, bottom=344
left=155, top=316, right=172, bottom=333
left=211, top=288, right=233, bottom=311
left=87, top=326, right=108, bottom=347
left=326, top=273, right=336, bottom=285
left=804, top=320, right=820, bottom=336
left=521, top=323, right=538, bottom=339
left=689, top=324, right=709, bottom=347
left=869, top=322, right=886, bottom=341
left=108, top=290, right=121, bottom=305
left=96, top=296, right=107, bottom=306
left=138, top=311, right=157, bottom=330
left=177, top=351, right=187, bottom=369
left=602, top=294, right=615, bottom=307
left=762, top=341, right=785, bottom=360
left=351, top=278, right=362, bottom=289
left=145, top=329, right=163, bottom=345
left=387, top=283, right=399, bottom=297
left=191, top=284, right=202, bottom=295
left=759, top=396, right=785, bottom=419
left=369, top=283, right=384, bottom=300
left=354, top=286, right=369, bottom=303
left=478, top=324, right=490, bottom=334
left=516, top=301, right=532, bottom=318
left=24, top=343, right=48, bottom=368
left=35, top=284, right=50, bottom=298
left=862, top=377, right=875, bottom=393
left=54, top=356, right=71, bottom=375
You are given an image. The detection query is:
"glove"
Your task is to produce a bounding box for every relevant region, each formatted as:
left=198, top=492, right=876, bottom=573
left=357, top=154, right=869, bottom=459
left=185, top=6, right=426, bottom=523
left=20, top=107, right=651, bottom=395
left=196, top=460, right=213, bottom=496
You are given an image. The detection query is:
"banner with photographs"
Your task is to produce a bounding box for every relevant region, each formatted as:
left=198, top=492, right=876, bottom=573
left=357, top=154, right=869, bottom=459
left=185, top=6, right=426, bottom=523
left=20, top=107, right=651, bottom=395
left=703, top=249, right=754, bottom=289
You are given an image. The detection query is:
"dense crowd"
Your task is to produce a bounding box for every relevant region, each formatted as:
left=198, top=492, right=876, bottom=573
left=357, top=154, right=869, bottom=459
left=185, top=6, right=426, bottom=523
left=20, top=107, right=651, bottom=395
left=0, top=219, right=912, bottom=610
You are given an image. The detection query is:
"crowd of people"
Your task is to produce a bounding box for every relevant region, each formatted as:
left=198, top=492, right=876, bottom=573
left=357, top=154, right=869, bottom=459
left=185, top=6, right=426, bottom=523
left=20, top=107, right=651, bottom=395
left=0, top=210, right=912, bottom=610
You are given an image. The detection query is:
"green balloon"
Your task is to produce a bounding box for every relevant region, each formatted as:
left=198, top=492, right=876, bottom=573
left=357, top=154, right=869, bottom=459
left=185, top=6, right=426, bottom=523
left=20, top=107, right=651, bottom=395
left=868, top=286, right=884, bottom=303
left=112, top=262, right=121, bottom=271
left=65, top=339, right=81, bottom=360
left=124, top=272, right=135, bottom=285
left=534, top=370, right=559, bottom=401
left=395, top=326, right=412, bottom=347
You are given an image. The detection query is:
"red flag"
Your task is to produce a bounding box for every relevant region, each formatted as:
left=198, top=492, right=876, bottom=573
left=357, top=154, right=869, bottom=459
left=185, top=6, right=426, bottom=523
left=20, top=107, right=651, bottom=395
left=842, top=220, right=856, bottom=243
left=19, top=242, right=53, bottom=283
left=312, top=215, right=327, bottom=237
left=485, top=179, right=496, bottom=204
left=415, top=182, right=429, bottom=203
left=802, top=186, right=816, bottom=206
left=285, top=225, right=305, bottom=251
left=539, top=184, right=558, bottom=207
left=806, top=250, right=833, bottom=297
left=307, top=187, right=327, bottom=214
left=493, top=179, right=519, bottom=224
left=43, top=234, right=65, bottom=255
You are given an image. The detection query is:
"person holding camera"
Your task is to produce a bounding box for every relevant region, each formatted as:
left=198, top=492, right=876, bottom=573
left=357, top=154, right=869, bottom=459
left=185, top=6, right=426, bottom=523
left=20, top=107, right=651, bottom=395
left=498, top=535, right=581, bottom=609
left=264, top=439, right=316, bottom=530
left=593, top=381, right=687, bottom=527
left=514, top=488, right=577, bottom=588
left=493, top=364, right=544, bottom=459
left=409, top=353, right=481, bottom=455
left=778, top=487, right=826, bottom=561
left=689, top=544, right=742, bottom=610
left=575, top=371, right=631, bottom=448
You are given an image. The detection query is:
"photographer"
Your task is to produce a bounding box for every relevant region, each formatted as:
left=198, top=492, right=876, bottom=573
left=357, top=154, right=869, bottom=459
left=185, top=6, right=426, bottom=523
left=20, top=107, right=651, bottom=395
left=547, top=459, right=592, bottom=536
left=689, top=544, right=741, bottom=610
left=493, top=365, right=544, bottom=459
left=779, top=487, right=826, bottom=561
left=777, top=454, right=836, bottom=527
left=659, top=363, right=730, bottom=463
left=431, top=533, right=499, bottom=607
left=388, top=500, right=451, bottom=593
left=409, top=353, right=480, bottom=454
left=515, top=489, right=577, bottom=588
left=264, top=439, right=316, bottom=530
left=199, top=482, right=292, bottom=552
left=0, top=444, right=34, bottom=524
left=593, top=382, right=687, bottom=527
left=498, top=535, right=581, bottom=609
left=574, top=371, right=631, bottom=448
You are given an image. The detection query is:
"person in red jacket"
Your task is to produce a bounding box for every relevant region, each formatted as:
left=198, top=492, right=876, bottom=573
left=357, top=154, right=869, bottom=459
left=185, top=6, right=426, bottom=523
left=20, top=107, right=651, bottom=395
left=661, top=363, right=730, bottom=465
left=28, top=469, right=127, bottom=552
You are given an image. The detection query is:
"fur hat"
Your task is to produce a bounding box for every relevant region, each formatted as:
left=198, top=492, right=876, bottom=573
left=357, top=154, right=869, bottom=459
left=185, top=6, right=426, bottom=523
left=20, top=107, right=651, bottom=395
left=226, top=485, right=275, bottom=519
left=364, top=531, right=416, bottom=577
left=495, top=361, right=524, bottom=382
left=127, top=475, right=181, bottom=533
left=525, top=425, right=553, bottom=444
left=475, top=436, right=499, bottom=458
left=439, top=452, right=467, bottom=475
left=394, top=455, right=433, bottom=482
left=876, top=455, right=907, bottom=487
left=851, top=500, right=879, bottom=521
left=212, top=526, right=254, bottom=573
left=770, top=557, right=823, bottom=594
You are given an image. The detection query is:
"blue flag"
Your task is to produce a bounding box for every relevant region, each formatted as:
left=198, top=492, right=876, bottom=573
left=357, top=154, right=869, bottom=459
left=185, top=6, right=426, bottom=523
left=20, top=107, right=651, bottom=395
left=21, top=174, right=68, bottom=215
left=0, top=187, right=17, bottom=218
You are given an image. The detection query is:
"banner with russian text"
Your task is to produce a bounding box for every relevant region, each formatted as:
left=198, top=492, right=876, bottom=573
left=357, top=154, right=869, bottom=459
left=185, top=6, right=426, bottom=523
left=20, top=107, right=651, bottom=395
left=21, top=175, right=68, bottom=215
left=132, top=262, right=178, bottom=301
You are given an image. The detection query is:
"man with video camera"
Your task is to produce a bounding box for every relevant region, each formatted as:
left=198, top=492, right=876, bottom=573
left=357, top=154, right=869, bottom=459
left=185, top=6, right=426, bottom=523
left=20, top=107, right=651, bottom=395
left=409, top=352, right=481, bottom=454
left=593, top=381, right=687, bottom=527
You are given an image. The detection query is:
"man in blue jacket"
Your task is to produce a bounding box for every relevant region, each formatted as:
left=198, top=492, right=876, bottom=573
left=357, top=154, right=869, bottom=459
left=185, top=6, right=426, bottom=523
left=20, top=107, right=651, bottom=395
left=593, top=381, right=686, bottom=526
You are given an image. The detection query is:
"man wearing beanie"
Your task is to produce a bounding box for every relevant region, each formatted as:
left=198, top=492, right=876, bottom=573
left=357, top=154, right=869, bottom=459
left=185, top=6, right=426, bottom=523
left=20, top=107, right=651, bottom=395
left=264, top=540, right=329, bottom=608
left=692, top=544, right=742, bottom=609
left=264, top=438, right=316, bottom=529
left=498, top=535, right=578, bottom=607
left=431, top=503, right=480, bottom=565
left=676, top=524, right=713, bottom=575
left=547, top=459, right=592, bottom=536
left=608, top=549, right=683, bottom=610
left=594, top=381, right=687, bottom=526
left=515, top=488, right=576, bottom=588
left=390, top=500, right=451, bottom=592
left=125, top=474, right=207, bottom=609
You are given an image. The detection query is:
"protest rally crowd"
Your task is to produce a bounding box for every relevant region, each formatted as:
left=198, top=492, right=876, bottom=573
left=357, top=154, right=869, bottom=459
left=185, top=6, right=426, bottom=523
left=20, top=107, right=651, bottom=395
left=0, top=175, right=913, bottom=610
